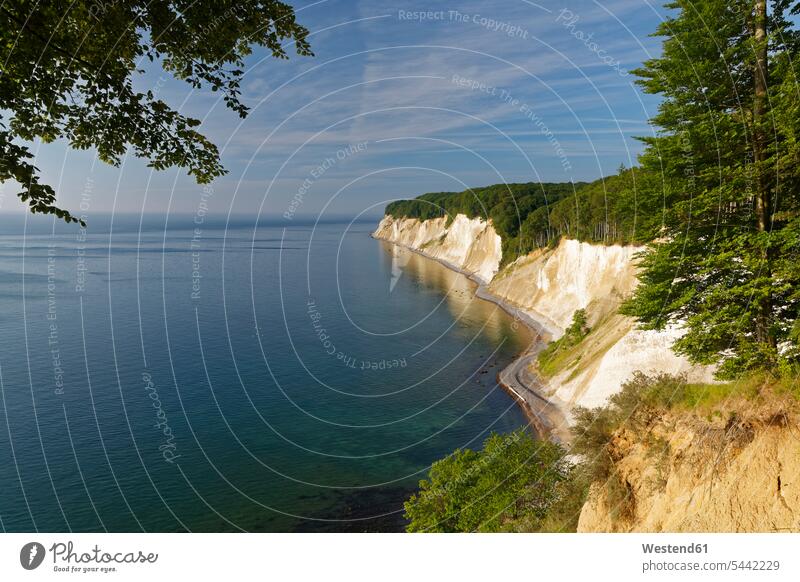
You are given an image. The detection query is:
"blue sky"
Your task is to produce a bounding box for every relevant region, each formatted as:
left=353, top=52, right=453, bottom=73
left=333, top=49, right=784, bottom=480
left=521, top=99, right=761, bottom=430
left=6, top=0, right=669, bottom=221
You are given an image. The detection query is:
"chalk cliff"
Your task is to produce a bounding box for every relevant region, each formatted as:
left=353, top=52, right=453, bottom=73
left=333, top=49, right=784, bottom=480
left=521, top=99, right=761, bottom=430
left=372, top=214, right=501, bottom=284
left=375, top=212, right=795, bottom=533
left=488, top=240, right=639, bottom=334
left=373, top=214, right=714, bottom=410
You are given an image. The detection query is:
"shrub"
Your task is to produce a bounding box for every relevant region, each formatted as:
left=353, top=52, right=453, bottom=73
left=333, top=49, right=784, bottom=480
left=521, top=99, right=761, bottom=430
left=404, top=429, right=572, bottom=532
left=605, top=469, right=636, bottom=522
left=570, top=372, right=688, bottom=523
left=534, top=469, right=590, bottom=532
left=537, top=309, right=591, bottom=376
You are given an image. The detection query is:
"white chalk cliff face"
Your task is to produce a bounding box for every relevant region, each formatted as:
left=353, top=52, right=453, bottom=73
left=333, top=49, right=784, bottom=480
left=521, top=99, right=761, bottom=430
left=489, top=239, right=640, bottom=335
left=373, top=214, right=715, bottom=411
left=487, top=240, right=716, bottom=410
left=373, top=214, right=501, bottom=284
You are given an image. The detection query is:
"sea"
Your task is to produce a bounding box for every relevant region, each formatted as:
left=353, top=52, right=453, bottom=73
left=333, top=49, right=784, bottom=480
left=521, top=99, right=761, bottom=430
left=0, top=214, right=531, bottom=532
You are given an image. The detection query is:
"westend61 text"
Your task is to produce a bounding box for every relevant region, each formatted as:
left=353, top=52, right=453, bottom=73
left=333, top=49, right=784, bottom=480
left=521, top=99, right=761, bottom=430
left=642, top=543, right=708, bottom=554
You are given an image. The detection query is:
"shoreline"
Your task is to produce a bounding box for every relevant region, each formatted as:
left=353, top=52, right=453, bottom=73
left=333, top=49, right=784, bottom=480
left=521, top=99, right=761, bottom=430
left=372, top=232, right=572, bottom=444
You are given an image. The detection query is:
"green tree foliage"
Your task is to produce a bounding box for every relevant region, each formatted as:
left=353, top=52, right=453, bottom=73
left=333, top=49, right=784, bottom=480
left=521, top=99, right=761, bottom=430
left=385, top=171, right=665, bottom=264
left=537, top=309, right=591, bottom=375
left=0, top=1, right=311, bottom=223
left=386, top=182, right=580, bottom=264
left=621, top=0, right=800, bottom=378
left=522, top=167, right=666, bottom=247
left=403, top=429, right=573, bottom=532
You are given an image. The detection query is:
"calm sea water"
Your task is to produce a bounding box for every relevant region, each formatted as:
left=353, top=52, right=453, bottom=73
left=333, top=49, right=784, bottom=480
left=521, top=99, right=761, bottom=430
left=0, top=215, right=531, bottom=532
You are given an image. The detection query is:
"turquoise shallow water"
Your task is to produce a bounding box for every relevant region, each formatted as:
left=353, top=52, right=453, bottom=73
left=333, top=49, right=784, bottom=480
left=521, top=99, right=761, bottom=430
left=0, top=216, right=531, bottom=532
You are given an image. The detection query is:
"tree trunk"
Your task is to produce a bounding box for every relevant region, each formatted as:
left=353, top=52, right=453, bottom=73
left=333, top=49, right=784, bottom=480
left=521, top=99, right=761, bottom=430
left=753, top=0, right=769, bottom=232
left=753, top=0, right=775, bottom=349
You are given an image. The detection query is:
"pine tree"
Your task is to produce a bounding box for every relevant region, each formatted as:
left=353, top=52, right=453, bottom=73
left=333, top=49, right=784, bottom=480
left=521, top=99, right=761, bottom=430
left=622, top=0, right=800, bottom=378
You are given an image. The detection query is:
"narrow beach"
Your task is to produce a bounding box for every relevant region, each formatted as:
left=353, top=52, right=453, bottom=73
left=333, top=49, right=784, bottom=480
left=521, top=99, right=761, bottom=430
left=372, top=232, right=572, bottom=444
